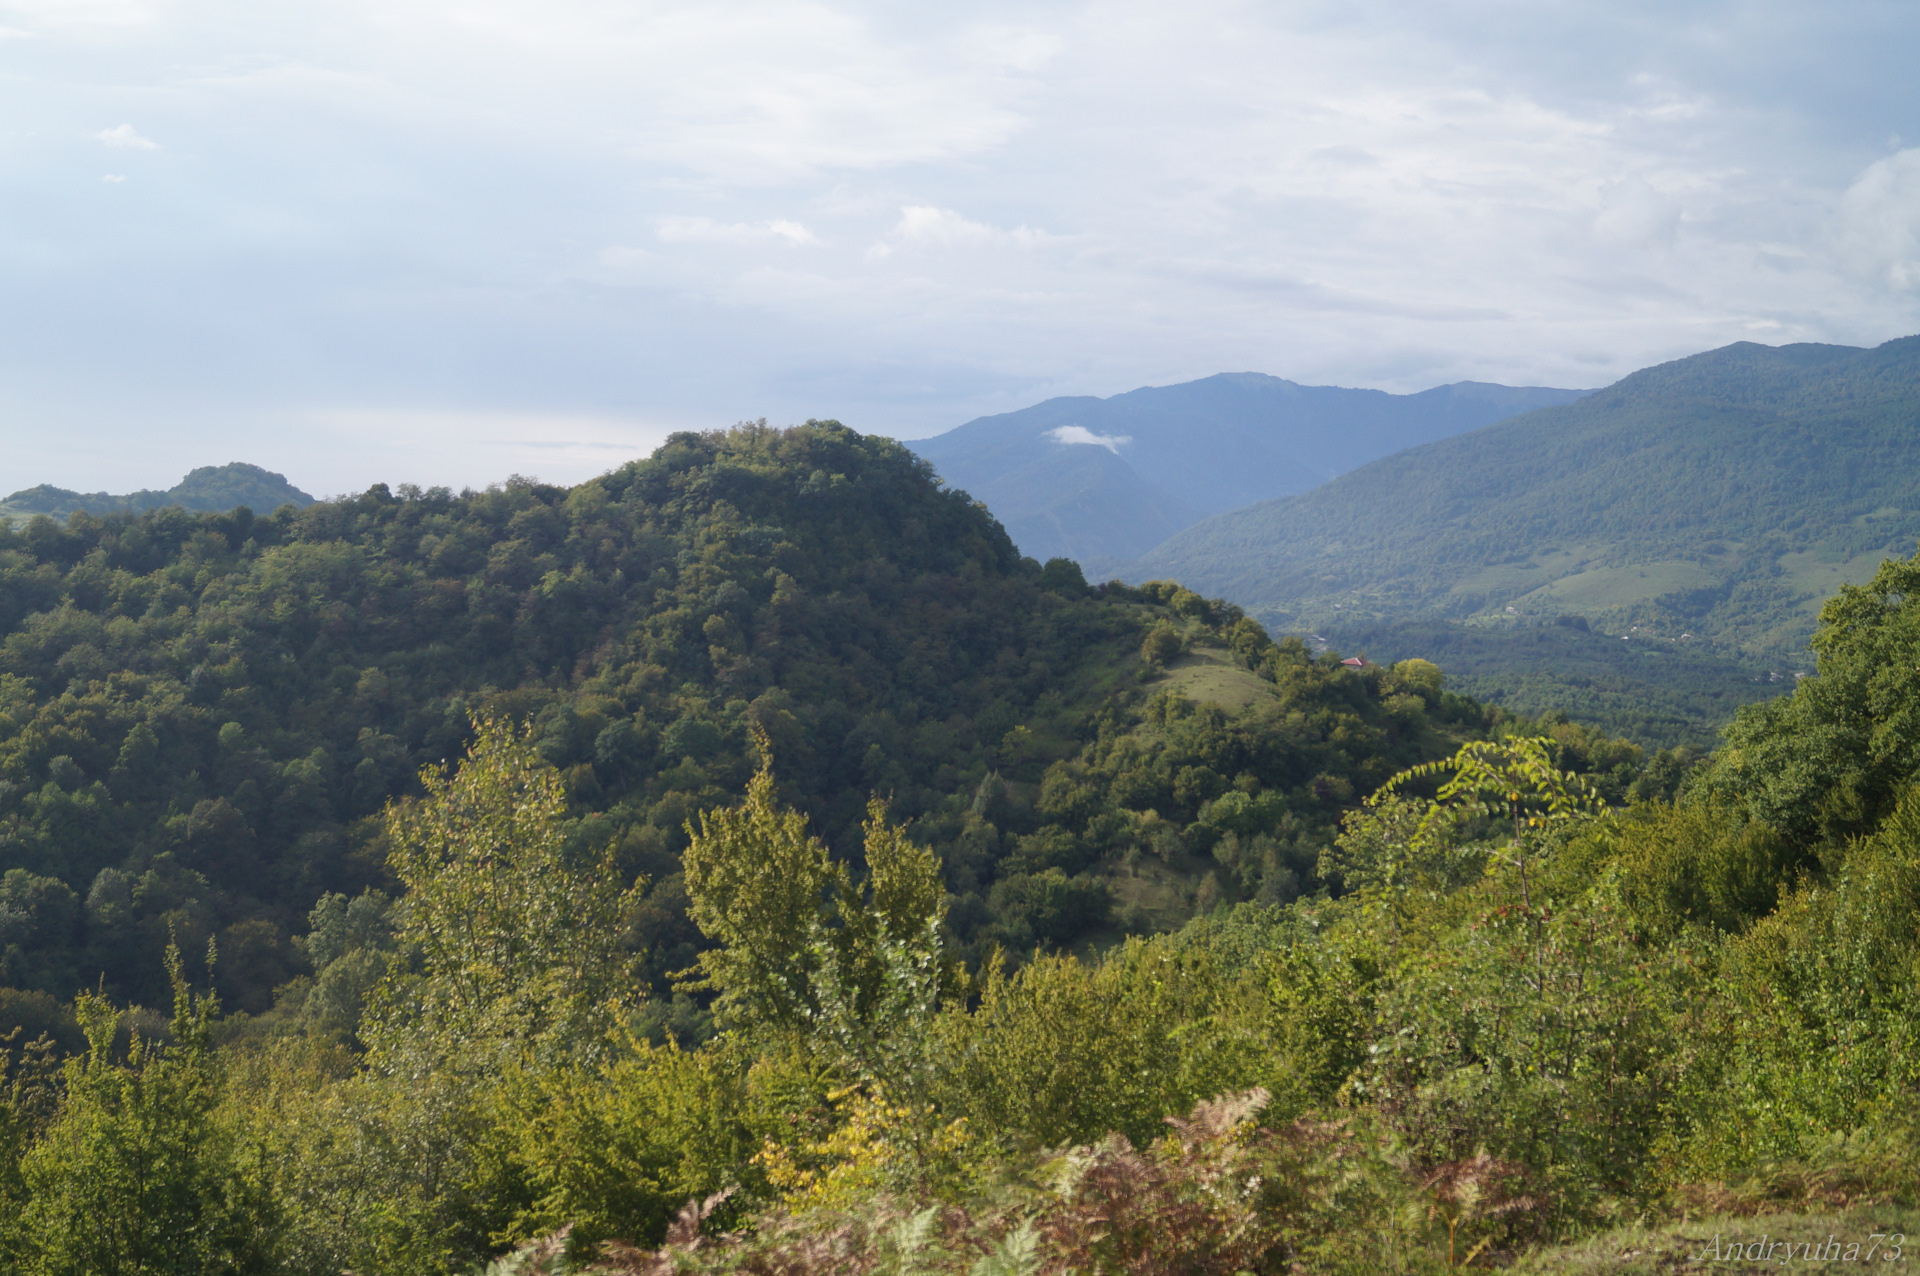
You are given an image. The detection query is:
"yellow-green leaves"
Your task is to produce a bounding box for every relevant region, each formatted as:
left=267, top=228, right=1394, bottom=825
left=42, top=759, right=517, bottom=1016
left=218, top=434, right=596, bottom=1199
left=364, top=714, right=640, bottom=1072
left=1376, top=736, right=1609, bottom=851
left=682, top=764, right=949, bottom=1094
left=681, top=763, right=846, bottom=1035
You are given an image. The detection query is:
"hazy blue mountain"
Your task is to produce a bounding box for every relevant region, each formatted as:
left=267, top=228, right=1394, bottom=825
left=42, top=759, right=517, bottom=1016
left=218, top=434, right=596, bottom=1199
left=909, top=373, right=1588, bottom=572
left=0, top=462, right=314, bottom=523
left=1129, top=336, right=1920, bottom=662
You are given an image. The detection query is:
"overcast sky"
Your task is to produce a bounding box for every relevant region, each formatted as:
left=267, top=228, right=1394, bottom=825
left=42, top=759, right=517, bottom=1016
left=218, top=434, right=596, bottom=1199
left=3, top=0, right=1918, bottom=497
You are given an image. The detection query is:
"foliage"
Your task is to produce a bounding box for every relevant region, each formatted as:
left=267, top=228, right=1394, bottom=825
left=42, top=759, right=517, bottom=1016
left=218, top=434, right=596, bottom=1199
left=1705, top=550, right=1920, bottom=845
left=681, top=764, right=947, bottom=1085
left=15, top=422, right=1920, bottom=1273
left=364, top=714, right=638, bottom=1072
left=930, top=939, right=1268, bottom=1151
left=1363, top=875, right=1696, bottom=1219
left=482, top=1039, right=751, bottom=1253
left=556, top=1090, right=1452, bottom=1276
left=0, top=420, right=1680, bottom=1021
left=1326, top=617, right=1780, bottom=751
left=12, top=942, right=271, bottom=1275
left=1365, top=735, right=1609, bottom=919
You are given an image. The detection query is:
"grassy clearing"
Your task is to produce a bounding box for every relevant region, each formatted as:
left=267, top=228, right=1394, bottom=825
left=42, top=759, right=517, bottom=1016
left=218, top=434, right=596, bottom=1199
left=1450, top=545, right=1597, bottom=600
left=1149, top=644, right=1275, bottom=709
left=1775, top=545, right=1903, bottom=610
left=1507, top=560, right=1722, bottom=615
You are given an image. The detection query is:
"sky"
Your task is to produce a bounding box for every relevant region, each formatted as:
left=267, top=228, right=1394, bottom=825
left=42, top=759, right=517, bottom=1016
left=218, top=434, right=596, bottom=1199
left=2, top=0, right=1918, bottom=498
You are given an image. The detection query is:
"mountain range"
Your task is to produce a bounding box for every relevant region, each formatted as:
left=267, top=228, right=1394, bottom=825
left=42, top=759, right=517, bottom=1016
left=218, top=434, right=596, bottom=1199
left=0, top=462, right=314, bottom=523
left=1132, top=336, right=1920, bottom=662
left=909, top=374, right=1589, bottom=572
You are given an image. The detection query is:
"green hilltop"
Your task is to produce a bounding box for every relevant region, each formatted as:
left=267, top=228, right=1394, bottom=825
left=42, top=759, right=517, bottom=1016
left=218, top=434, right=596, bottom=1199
left=0, top=462, right=314, bottom=524
left=0, top=422, right=1618, bottom=1022
left=1131, top=335, right=1920, bottom=665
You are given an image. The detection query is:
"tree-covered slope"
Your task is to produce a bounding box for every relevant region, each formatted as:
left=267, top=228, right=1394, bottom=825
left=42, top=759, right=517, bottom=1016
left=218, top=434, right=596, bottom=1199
left=911, top=374, right=1587, bottom=572
left=1322, top=617, right=1783, bottom=750
left=1131, top=336, right=1920, bottom=661
left=0, top=462, right=314, bottom=524
left=0, top=422, right=1587, bottom=1021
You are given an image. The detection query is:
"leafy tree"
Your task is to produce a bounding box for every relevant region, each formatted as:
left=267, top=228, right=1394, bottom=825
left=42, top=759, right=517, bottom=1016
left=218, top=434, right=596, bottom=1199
left=364, top=715, right=639, bottom=1071
left=1372, top=736, right=1609, bottom=911
left=680, top=756, right=947, bottom=1089
left=1140, top=623, right=1181, bottom=666
left=16, top=943, right=271, bottom=1275
left=1706, top=548, right=1920, bottom=846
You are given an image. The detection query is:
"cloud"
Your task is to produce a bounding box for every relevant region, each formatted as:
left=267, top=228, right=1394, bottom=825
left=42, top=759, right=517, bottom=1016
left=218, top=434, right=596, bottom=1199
left=94, top=123, right=158, bottom=150
left=896, top=205, right=998, bottom=246
left=871, top=205, right=1051, bottom=257
left=101, top=173, right=127, bottom=183
left=656, top=216, right=821, bottom=246
left=1593, top=175, right=1681, bottom=248
left=1047, top=425, right=1129, bottom=454
left=0, top=0, right=155, bottom=29
left=1839, top=148, right=1920, bottom=290
left=3, top=0, right=1920, bottom=487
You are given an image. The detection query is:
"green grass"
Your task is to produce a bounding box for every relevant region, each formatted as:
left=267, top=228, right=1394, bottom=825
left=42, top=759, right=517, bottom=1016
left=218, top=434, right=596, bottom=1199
left=1511, top=1208, right=1920, bottom=1273
left=1148, top=643, right=1276, bottom=710
left=1508, top=560, right=1722, bottom=615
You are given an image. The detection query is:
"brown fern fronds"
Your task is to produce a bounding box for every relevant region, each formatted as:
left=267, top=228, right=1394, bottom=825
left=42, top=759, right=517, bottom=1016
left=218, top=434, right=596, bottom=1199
left=1164, top=1087, right=1271, bottom=1147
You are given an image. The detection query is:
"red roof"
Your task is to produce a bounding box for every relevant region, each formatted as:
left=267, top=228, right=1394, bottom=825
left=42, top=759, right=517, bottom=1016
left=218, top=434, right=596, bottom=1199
left=1341, top=656, right=1367, bottom=668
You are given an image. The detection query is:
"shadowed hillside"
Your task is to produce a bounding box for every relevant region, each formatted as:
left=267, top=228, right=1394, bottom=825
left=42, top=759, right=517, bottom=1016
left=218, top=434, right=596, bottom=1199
left=912, top=374, right=1587, bottom=572
left=1131, top=336, right=1920, bottom=662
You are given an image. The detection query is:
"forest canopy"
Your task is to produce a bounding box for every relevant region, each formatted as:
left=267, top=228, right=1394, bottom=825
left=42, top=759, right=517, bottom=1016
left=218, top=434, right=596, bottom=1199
left=2, top=420, right=1887, bottom=1274
left=0, top=420, right=1652, bottom=1024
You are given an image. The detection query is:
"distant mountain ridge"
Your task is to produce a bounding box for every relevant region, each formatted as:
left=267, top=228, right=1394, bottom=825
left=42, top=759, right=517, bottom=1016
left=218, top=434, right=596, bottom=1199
left=909, top=373, right=1590, bottom=573
left=0, top=462, right=314, bottom=523
left=1129, top=336, right=1920, bottom=662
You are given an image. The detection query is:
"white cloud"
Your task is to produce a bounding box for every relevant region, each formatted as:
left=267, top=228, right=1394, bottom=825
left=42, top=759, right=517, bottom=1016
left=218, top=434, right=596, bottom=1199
left=1840, top=148, right=1920, bottom=291
left=0, top=0, right=156, bottom=29
left=883, top=205, right=1050, bottom=252
left=101, top=173, right=127, bottom=183
left=896, top=205, right=994, bottom=246
left=1047, top=425, right=1129, bottom=454
left=1593, top=175, right=1681, bottom=248
left=656, top=216, right=821, bottom=246
left=1, top=0, right=1918, bottom=485
left=94, top=123, right=158, bottom=150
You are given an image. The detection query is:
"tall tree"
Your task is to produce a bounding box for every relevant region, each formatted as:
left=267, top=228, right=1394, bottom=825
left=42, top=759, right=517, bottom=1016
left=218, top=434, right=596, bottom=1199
left=363, top=715, right=639, bottom=1071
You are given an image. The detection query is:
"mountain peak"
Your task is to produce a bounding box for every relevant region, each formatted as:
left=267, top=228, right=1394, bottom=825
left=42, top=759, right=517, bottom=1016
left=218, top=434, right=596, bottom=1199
left=1130, top=333, right=1920, bottom=662
left=909, top=371, right=1587, bottom=572
left=0, top=462, right=315, bottom=523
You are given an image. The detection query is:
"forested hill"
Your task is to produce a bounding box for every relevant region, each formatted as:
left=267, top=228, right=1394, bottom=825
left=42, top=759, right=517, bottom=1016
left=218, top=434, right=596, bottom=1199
left=13, top=420, right=1882, bottom=1276
left=0, top=421, right=1607, bottom=1026
left=0, top=462, right=314, bottom=524
left=910, top=374, right=1586, bottom=572
left=1130, top=335, right=1920, bottom=661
